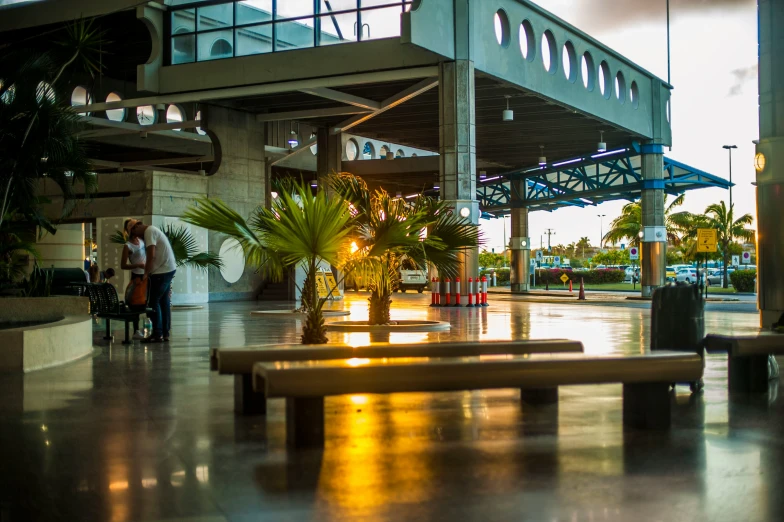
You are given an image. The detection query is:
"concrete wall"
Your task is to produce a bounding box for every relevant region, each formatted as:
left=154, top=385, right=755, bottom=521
left=31, top=223, right=85, bottom=271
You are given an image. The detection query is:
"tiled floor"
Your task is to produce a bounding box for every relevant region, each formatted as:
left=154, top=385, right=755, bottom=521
left=1, top=293, right=781, bottom=522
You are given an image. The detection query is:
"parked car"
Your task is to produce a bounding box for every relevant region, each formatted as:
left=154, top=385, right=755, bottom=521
left=397, top=269, right=428, bottom=293
left=624, top=266, right=640, bottom=283
left=666, top=266, right=677, bottom=282
left=675, top=268, right=705, bottom=284
left=707, top=268, right=734, bottom=286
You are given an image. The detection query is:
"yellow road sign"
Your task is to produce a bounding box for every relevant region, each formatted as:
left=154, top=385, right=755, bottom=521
left=315, top=272, right=330, bottom=299
left=323, top=271, right=342, bottom=300
left=696, top=228, right=718, bottom=253
left=559, top=273, right=570, bottom=283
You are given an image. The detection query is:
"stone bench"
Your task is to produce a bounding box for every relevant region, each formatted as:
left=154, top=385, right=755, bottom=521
left=703, top=333, right=784, bottom=393
left=213, top=339, right=584, bottom=414
left=252, top=351, right=703, bottom=448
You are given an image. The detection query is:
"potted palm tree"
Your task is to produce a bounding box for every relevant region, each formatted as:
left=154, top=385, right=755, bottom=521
left=109, top=225, right=223, bottom=273
left=330, top=173, right=482, bottom=325
left=181, top=181, right=352, bottom=344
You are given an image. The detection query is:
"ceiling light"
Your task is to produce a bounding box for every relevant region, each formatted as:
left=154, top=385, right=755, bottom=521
left=288, top=130, right=299, bottom=148
left=597, top=130, right=606, bottom=152
left=310, top=180, right=317, bottom=188
left=538, top=145, right=547, bottom=167
left=271, top=191, right=279, bottom=199
left=502, top=95, right=513, bottom=121
left=386, top=147, right=394, bottom=160
left=309, top=131, right=316, bottom=140
left=198, top=169, right=206, bottom=176
left=396, top=189, right=402, bottom=198
left=479, top=170, right=487, bottom=180
left=459, top=207, right=471, bottom=218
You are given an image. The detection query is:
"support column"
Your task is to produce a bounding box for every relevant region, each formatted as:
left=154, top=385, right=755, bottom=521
left=439, top=60, right=479, bottom=292
left=317, top=127, right=341, bottom=188
left=640, top=146, right=667, bottom=298
left=510, top=181, right=530, bottom=292
left=755, top=0, right=784, bottom=327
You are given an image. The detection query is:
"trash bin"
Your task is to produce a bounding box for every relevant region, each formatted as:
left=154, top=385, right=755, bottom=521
left=650, top=283, right=705, bottom=392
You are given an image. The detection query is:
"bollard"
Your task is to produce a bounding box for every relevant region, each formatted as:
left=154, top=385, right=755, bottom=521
left=578, top=278, right=586, bottom=300
left=445, top=279, right=451, bottom=306
left=438, top=277, right=445, bottom=306
left=475, top=274, right=482, bottom=306
left=430, top=278, right=437, bottom=306
left=569, top=279, right=573, bottom=292
left=481, top=276, right=489, bottom=307
left=492, top=271, right=497, bottom=287
left=467, top=278, right=474, bottom=307
left=454, top=277, right=461, bottom=306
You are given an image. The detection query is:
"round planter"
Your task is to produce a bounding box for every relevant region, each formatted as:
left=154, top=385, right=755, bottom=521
left=251, top=310, right=351, bottom=317
left=325, top=320, right=450, bottom=332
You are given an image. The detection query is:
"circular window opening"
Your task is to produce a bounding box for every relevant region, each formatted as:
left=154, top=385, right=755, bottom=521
left=562, top=41, right=577, bottom=83
left=70, top=86, right=92, bottom=115
left=494, top=9, right=510, bottom=47
left=166, top=105, right=184, bottom=129
left=195, top=109, right=206, bottom=135
left=105, top=92, right=126, bottom=122
left=379, top=145, right=389, bottom=158
left=630, top=81, right=640, bottom=109
left=541, top=30, right=557, bottom=74
left=404, top=0, right=422, bottom=11
left=36, top=82, right=55, bottom=104
left=345, top=138, right=359, bottom=161
left=614, top=72, right=627, bottom=104
left=411, top=153, right=418, bottom=157
left=598, top=61, right=611, bottom=99
left=136, top=105, right=156, bottom=125
left=310, top=143, right=318, bottom=155
left=519, top=20, right=535, bottom=61
left=396, top=149, right=405, bottom=158
left=210, top=38, right=233, bottom=59
left=581, top=52, right=596, bottom=91
left=362, top=141, right=375, bottom=159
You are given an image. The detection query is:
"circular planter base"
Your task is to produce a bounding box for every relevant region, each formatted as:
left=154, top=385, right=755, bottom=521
left=172, top=305, right=204, bottom=311
left=251, top=310, right=351, bottom=317
left=325, top=320, right=450, bottom=332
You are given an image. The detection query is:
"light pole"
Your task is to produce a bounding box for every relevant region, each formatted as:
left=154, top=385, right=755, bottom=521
left=597, top=214, right=606, bottom=248
left=723, top=145, right=737, bottom=212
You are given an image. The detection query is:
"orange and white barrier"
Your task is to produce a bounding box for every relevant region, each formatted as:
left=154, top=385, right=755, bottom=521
left=481, top=275, right=489, bottom=307
left=454, top=277, right=461, bottom=306
left=467, top=278, right=474, bottom=307
left=430, top=277, right=438, bottom=306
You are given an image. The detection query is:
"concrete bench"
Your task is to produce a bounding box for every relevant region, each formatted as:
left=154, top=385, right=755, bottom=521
left=703, top=333, right=784, bottom=393
left=252, top=351, right=703, bottom=448
left=213, top=339, right=584, bottom=414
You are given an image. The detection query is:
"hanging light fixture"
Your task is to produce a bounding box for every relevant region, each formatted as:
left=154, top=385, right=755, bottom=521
left=288, top=123, right=299, bottom=148
left=502, top=95, right=513, bottom=121
left=597, top=130, right=606, bottom=152
left=538, top=145, right=547, bottom=167
left=309, top=131, right=316, bottom=140
left=479, top=170, right=487, bottom=180
left=386, top=145, right=394, bottom=160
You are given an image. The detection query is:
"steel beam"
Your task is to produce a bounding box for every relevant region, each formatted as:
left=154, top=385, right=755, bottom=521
left=270, top=136, right=318, bottom=167
left=298, top=88, right=381, bottom=110
left=256, top=106, right=371, bottom=122
left=332, top=78, right=439, bottom=134
left=78, top=119, right=203, bottom=139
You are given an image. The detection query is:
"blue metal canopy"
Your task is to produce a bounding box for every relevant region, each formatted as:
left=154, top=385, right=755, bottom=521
left=476, top=145, right=732, bottom=218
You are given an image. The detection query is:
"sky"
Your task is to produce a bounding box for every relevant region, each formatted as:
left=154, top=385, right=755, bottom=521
left=481, top=0, right=760, bottom=253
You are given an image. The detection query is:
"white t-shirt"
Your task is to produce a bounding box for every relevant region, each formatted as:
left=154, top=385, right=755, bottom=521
left=126, top=239, right=146, bottom=275
left=143, top=226, right=177, bottom=275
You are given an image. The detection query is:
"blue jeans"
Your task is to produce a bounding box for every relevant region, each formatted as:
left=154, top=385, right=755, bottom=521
left=147, top=270, right=175, bottom=337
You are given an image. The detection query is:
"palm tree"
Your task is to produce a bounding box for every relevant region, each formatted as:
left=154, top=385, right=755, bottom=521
left=702, top=201, right=754, bottom=288
left=182, top=181, right=352, bottom=344
left=0, top=211, right=39, bottom=289
left=0, top=21, right=105, bottom=230
left=576, top=237, right=591, bottom=258
left=109, top=225, right=223, bottom=272
left=603, top=194, right=686, bottom=248
left=330, top=173, right=482, bottom=325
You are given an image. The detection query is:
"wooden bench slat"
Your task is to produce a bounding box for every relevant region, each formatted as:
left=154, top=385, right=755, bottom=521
left=217, top=339, right=584, bottom=375
left=254, top=351, right=703, bottom=398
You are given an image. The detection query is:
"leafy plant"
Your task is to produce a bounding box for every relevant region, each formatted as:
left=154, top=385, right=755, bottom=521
left=604, top=194, right=686, bottom=248
left=0, top=211, right=39, bottom=287
left=182, top=181, right=352, bottom=344
left=701, top=202, right=754, bottom=288
left=730, top=269, right=756, bottom=293
left=109, top=226, right=223, bottom=272
left=22, top=262, right=53, bottom=297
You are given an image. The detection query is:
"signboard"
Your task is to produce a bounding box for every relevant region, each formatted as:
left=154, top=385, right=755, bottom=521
left=742, top=252, right=751, bottom=264
left=629, top=247, right=639, bottom=260
left=696, top=228, right=718, bottom=253
left=553, top=256, right=561, bottom=267
left=536, top=250, right=543, bottom=261
left=731, top=255, right=740, bottom=267
left=315, top=271, right=330, bottom=299
left=323, top=271, right=342, bottom=300
left=559, top=273, right=569, bottom=283
left=530, top=258, right=536, bottom=268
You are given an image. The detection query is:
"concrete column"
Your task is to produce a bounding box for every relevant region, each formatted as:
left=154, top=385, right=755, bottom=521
left=755, top=0, right=784, bottom=327
left=317, top=128, right=341, bottom=188
left=509, top=180, right=530, bottom=292
left=32, top=223, right=85, bottom=271
left=640, top=147, right=666, bottom=298
left=439, top=60, right=479, bottom=291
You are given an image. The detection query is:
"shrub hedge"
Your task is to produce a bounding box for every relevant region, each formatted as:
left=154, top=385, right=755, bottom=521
left=730, top=270, right=757, bottom=293
left=535, top=269, right=626, bottom=285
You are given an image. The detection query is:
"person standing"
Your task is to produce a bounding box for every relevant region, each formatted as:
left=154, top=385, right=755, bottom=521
left=127, top=219, right=176, bottom=342
left=121, top=220, right=147, bottom=340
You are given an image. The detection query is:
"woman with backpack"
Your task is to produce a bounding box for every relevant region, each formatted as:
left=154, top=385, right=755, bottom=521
left=121, top=219, right=148, bottom=340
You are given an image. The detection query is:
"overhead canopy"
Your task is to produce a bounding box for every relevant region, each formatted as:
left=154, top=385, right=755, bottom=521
left=476, top=146, right=732, bottom=217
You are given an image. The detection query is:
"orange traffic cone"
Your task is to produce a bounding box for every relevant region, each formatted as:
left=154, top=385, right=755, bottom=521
left=569, top=279, right=573, bottom=292
left=578, top=278, right=586, bottom=300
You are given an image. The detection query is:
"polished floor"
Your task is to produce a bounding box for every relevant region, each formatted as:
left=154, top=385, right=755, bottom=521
left=1, top=293, right=782, bottom=522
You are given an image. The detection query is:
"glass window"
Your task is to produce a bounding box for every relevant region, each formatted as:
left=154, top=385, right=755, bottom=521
left=318, top=12, right=357, bottom=45
left=195, top=110, right=206, bottom=135
left=171, top=8, right=195, bottom=33
left=70, top=86, right=91, bottom=108
left=198, top=31, right=234, bottom=61
left=359, top=0, right=406, bottom=8
left=105, top=92, right=125, bottom=122
left=172, top=33, right=196, bottom=64
left=276, top=19, right=315, bottom=50
left=198, top=3, right=233, bottom=31
left=359, top=5, right=402, bottom=40
left=236, top=24, right=273, bottom=56
left=236, top=0, right=272, bottom=25
left=321, top=0, right=357, bottom=11
left=277, top=0, right=314, bottom=20
left=166, top=105, right=184, bottom=129
left=136, top=105, right=156, bottom=126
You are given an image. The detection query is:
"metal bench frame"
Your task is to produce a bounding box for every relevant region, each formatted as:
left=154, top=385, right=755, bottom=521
left=83, top=283, right=151, bottom=345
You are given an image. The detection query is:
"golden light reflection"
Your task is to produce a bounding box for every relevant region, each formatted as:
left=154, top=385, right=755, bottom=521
left=343, top=332, right=371, bottom=347
left=41, top=425, right=47, bottom=432
left=141, top=477, right=157, bottom=489
left=170, top=470, right=186, bottom=487
left=195, top=465, right=209, bottom=483
left=346, top=358, right=371, bottom=367
left=109, top=480, right=129, bottom=491
left=349, top=395, right=369, bottom=405
left=349, top=241, right=358, bottom=254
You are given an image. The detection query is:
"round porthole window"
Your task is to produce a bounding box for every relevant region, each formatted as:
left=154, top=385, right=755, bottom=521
left=106, top=92, right=126, bottom=122
left=219, top=238, right=245, bottom=284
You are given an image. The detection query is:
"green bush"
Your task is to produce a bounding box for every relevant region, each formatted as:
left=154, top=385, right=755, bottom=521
left=480, top=269, right=510, bottom=285
left=730, top=270, right=756, bottom=293
left=535, top=269, right=625, bottom=285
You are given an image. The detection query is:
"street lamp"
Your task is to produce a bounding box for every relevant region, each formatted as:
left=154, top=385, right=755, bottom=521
left=597, top=214, right=606, bottom=248
left=722, top=145, right=737, bottom=212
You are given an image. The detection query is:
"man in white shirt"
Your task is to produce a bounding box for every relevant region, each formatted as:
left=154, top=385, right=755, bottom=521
left=128, top=220, right=177, bottom=342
